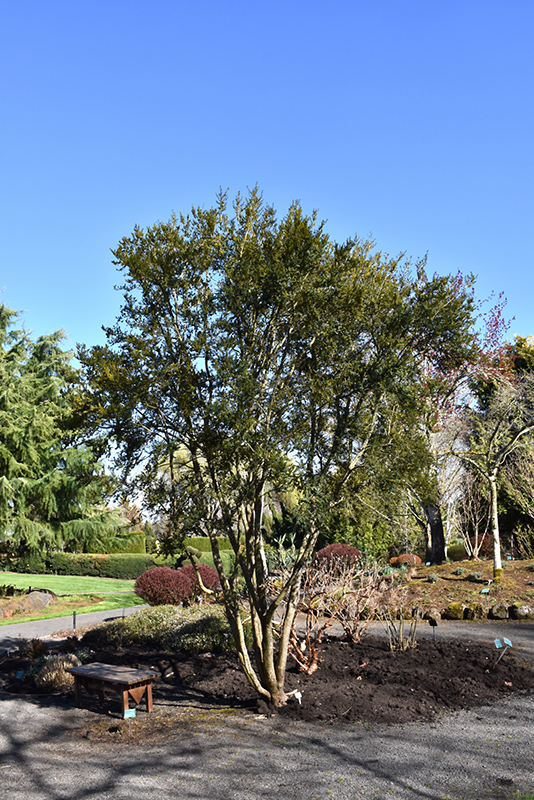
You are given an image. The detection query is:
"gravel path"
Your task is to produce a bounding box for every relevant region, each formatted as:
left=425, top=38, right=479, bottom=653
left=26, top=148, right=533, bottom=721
left=1, top=619, right=534, bottom=800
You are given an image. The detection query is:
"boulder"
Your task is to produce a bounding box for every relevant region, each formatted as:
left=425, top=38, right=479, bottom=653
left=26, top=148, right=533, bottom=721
left=509, top=603, right=534, bottom=620
left=442, top=602, right=465, bottom=620
left=463, top=603, right=485, bottom=620
left=489, top=603, right=509, bottom=620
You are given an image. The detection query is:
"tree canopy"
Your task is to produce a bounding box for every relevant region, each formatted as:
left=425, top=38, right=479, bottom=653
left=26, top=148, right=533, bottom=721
left=79, top=188, right=484, bottom=704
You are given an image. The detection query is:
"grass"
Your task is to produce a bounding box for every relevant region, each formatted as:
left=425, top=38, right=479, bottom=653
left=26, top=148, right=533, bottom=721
left=0, top=571, right=145, bottom=626
left=0, top=571, right=136, bottom=594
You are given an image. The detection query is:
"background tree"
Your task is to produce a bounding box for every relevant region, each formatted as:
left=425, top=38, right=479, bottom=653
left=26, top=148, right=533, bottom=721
left=79, top=189, right=483, bottom=706
left=455, top=371, right=534, bottom=579
left=0, top=305, right=116, bottom=558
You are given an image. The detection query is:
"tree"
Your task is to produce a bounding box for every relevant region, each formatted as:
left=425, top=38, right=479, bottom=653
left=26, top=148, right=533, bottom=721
left=79, top=189, right=482, bottom=706
left=456, top=372, right=534, bottom=579
left=0, top=305, right=116, bottom=556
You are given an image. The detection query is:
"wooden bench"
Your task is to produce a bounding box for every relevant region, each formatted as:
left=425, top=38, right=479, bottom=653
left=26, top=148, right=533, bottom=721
left=67, top=662, right=158, bottom=719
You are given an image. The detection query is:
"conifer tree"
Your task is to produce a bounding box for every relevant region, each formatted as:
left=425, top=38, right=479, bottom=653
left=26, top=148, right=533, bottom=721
left=0, top=305, right=116, bottom=556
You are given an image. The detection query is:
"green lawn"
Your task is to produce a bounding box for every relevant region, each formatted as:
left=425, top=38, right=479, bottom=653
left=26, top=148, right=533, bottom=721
left=0, top=572, right=145, bottom=626
left=0, top=571, right=136, bottom=594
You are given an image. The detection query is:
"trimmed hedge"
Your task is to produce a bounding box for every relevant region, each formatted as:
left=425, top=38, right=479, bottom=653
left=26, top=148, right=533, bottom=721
left=184, top=536, right=232, bottom=553
left=10, top=552, right=158, bottom=580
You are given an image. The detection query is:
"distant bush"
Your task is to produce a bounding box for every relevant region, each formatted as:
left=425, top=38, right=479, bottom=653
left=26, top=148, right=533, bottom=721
left=314, top=543, right=362, bottom=569
left=179, top=563, right=220, bottom=600
left=135, top=567, right=192, bottom=606
left=389, top=554, right=422, bottom=567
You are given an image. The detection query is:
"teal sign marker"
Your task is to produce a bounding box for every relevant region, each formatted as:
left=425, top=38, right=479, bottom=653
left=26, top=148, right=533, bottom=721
left=123, top=708, right=136, bottom=719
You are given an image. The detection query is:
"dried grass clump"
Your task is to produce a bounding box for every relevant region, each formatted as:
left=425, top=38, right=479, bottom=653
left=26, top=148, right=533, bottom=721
left=35, top=654, right=81, bottom=690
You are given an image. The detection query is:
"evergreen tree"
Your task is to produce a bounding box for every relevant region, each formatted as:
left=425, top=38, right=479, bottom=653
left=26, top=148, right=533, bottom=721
left=0, top=305, right=116, bottom=556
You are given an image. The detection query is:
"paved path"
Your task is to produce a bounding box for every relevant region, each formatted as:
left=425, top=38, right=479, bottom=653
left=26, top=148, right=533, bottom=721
left=0, top=606, right=147, bottom=654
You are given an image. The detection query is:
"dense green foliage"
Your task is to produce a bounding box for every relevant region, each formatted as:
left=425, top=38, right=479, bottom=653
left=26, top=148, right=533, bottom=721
left=78, top=189, right=483, bottom=705
left=82, top=604, right=240, bottom=653
left=0, top=305, right=117, bottom=556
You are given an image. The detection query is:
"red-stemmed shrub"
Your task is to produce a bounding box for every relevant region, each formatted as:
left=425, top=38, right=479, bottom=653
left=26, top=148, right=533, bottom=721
left=314, top=543, right=363, bottom=569
left=179, top=563, right=221, bottom=600
left=389, top=553, right=422, bottom=567
left=134, top=567, right=192, bottom=606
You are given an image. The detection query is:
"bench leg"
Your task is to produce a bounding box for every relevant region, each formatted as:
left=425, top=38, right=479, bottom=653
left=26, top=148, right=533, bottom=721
left=121, top=689, right=129, bottom=718
left=146, top=682, right=153, bottom=713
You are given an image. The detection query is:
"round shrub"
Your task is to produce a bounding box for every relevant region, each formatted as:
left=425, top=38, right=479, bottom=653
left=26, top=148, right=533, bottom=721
left=81, top=605, right=244, bottom=653
left=179, top=563, right=220, bottom=600
left=314, top=543, right=363, bottom=572
left=389, top=553, right=422, bottom=567
left=134, top=566, right=192, bottom=606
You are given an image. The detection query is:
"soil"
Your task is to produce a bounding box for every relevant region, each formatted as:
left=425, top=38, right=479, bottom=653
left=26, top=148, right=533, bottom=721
left=2, top=633, right=533, bottom=731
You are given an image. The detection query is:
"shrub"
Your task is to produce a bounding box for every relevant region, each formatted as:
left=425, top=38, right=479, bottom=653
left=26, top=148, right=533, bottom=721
left=314, top=543, right=362, bottom=569
left=453, top=566, right=466, bottom=576
left=179, top=563, right=220, bottom=601
left=427, top=573, right=439, bottom=584
left=466, top=571, right=482, bottom=582
left=134, top=567, right=192, bottom=606
left=82, top=605, right=244, bottom=653
left=389, top=554, right=422, bottom=567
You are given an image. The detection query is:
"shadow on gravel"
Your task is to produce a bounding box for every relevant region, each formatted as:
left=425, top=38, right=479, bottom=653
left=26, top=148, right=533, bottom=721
left=1, top=690, right=534, bottom=800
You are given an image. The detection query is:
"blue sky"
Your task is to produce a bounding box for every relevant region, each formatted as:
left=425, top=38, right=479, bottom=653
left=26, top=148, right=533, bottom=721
left=1, top=0, right=532, bottom=351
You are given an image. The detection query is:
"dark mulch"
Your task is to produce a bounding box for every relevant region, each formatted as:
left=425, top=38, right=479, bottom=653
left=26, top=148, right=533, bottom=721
left=2, top=635, right=533, bottom=725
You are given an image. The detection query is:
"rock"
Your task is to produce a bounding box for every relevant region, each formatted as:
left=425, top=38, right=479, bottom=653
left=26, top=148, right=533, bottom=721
left=442, top=602, right=465, bottom=620
left=509, top=604, right=534, bottom=620
left=423, top=609, right=441, bottom=624
left=489, top=603, right=509, bottom=620
left=463, top=603, right=485, bottom=620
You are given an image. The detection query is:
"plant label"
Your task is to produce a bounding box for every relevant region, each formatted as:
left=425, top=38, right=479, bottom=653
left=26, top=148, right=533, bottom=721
left=494, top=639, right=502, bottom=649
left=503, top=638, right=512, bottom=648
left=123, top=708, right=136, bottom=719
left=15, top=670, right=24, bottom=679
left=481, top=588, right=490, bottom=594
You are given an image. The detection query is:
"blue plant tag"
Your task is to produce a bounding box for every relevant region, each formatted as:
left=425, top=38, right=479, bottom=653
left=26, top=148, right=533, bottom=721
left=503, top=638, right=513, bottom=648
left=494, top=639, right=502, bottom=649
left=481, top=587, right=490, bottom=594
left=123, top=708, right=136, bottom=719
left=15, top=670, right=24, bottom=679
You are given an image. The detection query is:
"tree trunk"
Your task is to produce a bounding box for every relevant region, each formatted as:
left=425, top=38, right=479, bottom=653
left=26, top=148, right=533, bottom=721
left=489, top=474, right=503, bottom=581
left=424, top=504, right=446, bottom=564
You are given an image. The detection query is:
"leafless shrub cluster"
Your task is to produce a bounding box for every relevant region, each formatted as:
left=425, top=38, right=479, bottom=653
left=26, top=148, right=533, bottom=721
left=280, top=558, right=402, bottom=674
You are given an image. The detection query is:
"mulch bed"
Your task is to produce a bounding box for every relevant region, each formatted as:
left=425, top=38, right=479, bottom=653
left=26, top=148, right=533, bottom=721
left=2, top=635, right=533, bottom=725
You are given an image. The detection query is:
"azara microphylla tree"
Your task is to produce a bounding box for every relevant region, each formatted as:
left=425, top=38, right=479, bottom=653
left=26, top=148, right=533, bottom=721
left=79, top=188, right=482, bottom=706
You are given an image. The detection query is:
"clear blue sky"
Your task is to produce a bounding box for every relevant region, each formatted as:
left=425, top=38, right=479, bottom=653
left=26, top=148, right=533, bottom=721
left=1, top=0, right=532, bottom=351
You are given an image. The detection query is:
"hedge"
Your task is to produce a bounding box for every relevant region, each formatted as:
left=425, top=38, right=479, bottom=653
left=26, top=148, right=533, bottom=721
left=184, top=536, right=232, bottom=553
left=11, top=552, right=158, bottom=580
